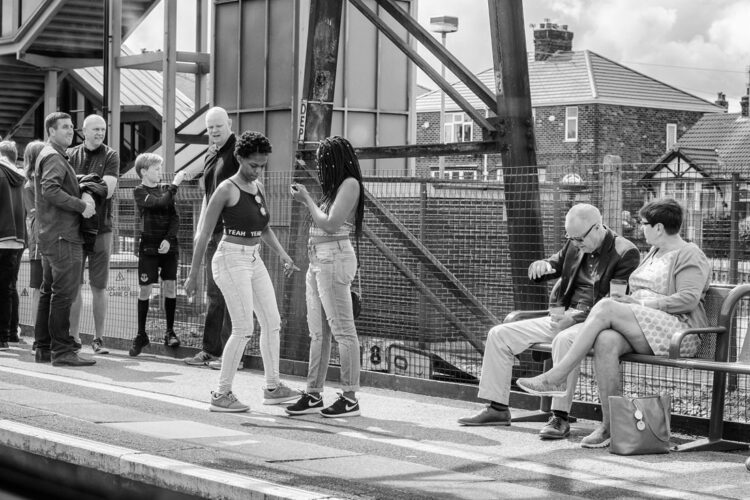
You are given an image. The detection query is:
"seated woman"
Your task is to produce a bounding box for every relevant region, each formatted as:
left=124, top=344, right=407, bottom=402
left=517, top=198, right=711, bottom=400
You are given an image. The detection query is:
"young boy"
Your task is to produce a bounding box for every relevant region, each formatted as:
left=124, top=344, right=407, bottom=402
left=131, top=153, right=185, bottom=356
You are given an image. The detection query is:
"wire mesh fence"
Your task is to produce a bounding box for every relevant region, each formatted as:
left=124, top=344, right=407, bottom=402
left=16, top=160, right=750, bottom=425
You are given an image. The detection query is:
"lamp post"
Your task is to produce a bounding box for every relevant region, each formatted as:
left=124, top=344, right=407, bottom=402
left=429, top=15, right=458, bottom=179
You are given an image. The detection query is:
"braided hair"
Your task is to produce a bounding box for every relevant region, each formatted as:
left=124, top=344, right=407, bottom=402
left=315, top=136, right=364, bottom=239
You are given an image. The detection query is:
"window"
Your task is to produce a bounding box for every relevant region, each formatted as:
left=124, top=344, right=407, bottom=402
left=444, top=112, right=473, bottom=143
left=565, top=106, right=578, bottom=142
left=666, top=123, right=677, bottom=150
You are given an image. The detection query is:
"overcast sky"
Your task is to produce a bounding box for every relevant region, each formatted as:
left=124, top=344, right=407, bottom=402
left=126, top=0, right=750, bottom=112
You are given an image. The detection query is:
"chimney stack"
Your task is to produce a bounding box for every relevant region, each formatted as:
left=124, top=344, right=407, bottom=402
left=714, top=91, right=728, bottom=109
left=533, top=19, right=574, bottom=61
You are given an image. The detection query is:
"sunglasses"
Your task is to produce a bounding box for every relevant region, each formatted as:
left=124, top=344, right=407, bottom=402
left=566, top=223, right=597, bottom=243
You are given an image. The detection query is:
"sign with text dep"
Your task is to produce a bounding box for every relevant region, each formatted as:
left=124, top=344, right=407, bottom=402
left=298, top=99, right=308, bottom=143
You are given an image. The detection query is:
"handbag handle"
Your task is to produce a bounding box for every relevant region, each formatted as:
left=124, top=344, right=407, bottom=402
left=632, top=398, right=670, bottom=443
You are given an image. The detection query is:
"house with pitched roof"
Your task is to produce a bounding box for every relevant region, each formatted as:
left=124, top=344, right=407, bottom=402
left=641, top=94, right=750, bottom=244
left=416, top=22, right=724, bottom=181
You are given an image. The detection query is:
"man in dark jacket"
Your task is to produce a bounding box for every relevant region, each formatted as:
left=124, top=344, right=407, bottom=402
left=0, top=141, right=25, bottom=349
left=458, top=204, right=640, bottom=439
left=34, top=112, right=97, bottom=367
left=178, top=107, right=237, bottom=368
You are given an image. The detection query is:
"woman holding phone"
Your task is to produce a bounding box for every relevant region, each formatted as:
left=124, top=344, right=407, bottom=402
left=286, top=136, right=364, bottom=418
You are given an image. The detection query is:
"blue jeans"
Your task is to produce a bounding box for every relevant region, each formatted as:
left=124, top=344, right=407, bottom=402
left=35, top=239, right=83, bottom=355
left=212, top=241, right=281, bottom=393
left=202, top=232, right=232, bottom=356
left=0, top=249, right=21, bottom=341
left=305, top=239, right=360, bottom=393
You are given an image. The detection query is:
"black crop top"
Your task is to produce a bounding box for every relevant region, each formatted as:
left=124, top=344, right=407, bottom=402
left=221, top=179, right=270, bottom=238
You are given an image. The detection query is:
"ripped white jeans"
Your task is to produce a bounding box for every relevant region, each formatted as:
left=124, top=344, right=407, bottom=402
left=212, top=241, right=281, bottom=394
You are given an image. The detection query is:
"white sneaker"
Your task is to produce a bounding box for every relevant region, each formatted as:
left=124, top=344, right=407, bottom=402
left=209, top=391, right=249, bottom=413
left=262, top=382, right=299, bottom=405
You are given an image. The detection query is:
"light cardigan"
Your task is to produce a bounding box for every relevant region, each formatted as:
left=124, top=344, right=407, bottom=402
left=639, top=242, right=711, bottom=329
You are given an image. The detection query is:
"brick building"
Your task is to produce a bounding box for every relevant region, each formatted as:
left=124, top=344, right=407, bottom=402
left=642, top=91, right=750, bottom=247
left=416, top=21, right=724, bottom=181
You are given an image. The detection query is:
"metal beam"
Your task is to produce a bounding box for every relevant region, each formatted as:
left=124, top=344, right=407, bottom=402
left=194, top=0, right=208, bottom=109
left=117, top=52, right=210, bottom=73
left=43, top=69, right=58, bottom=124
left=3, top=95, right=43, bottom=140
left=108, top=0, right=122, bottom=157
left=374, top=0, right=497, bottom=112
left=175, top=133, right=210, bottom=145
left=298, top=140, right=506, bottom=160
left=6, top=0, right=66, bottom=58
left=162, top=0, right=177, bottom=174
left=364, top=225, right=485, bottom=352
left=298, top=0, right=344, bottom=144
left=348, top=0, right=494, bottom=132
left=16, top=52, right=101, bottom=69
left=488, top=0, right=547, bottom=309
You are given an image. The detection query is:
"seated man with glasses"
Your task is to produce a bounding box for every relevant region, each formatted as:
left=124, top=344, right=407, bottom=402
left=458, top=203, right=640, bottom=440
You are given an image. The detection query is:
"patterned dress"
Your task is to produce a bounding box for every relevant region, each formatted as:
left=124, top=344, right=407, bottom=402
left=627, top=250, right=700, bottom=357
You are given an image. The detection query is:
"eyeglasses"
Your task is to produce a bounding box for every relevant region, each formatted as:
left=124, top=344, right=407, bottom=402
left=641, top=220, right=652, bottom=226
left=566, top=223, right=597, bottom=243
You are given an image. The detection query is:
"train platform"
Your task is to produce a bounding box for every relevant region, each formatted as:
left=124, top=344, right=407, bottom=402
left=0, top=339, right=748, bottom=499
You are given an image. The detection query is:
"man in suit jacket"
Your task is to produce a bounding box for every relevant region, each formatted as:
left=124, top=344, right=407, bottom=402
left=458, top=203, right=640, bottom=440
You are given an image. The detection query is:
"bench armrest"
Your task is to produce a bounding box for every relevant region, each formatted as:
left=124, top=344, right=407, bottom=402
left=668, top=327, right=727, bottom=359
left=503, top=310, right=548, bottom=324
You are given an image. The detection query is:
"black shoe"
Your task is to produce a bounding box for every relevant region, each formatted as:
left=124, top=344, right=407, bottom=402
left=539, top=415, right=571, bottom=440
left=164, top=329, right=180, bottom=348
left=91, top=338, right=109, bottom=354
left=320, top=394, right=361, bottom=418
left=51, top=351, right=96, bottom=367
left=129, top=334, right=150, bottom=357
left=0, top=341, right=9, bottom=350
left=72, top=340, right=82, bottom=353
left=285, top=392, right=324, bottom=415
left=7, top=335, right=20, bottom=343
left=35, top=349, right=51, bottom=363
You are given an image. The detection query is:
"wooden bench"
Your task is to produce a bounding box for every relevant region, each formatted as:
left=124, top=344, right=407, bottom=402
left=504, top=283, right=750, bottom=452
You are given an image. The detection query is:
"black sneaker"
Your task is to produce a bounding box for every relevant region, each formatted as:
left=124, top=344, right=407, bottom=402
left=0, top=341, right=9, bottom=350
left=320, top=394, right=360, bottom=418
left=129, top=334, right=150, bottom=357
left=285, top=392, right=324, bottom=415
left=164, top=329, right=180, bottom=348
left=91, top=338, right=109, bottom=354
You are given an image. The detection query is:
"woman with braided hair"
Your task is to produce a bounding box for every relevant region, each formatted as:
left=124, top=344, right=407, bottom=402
left=287, top=136, right=364, bottom=418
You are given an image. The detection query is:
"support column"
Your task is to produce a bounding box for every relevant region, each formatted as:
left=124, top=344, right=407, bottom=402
left=108, top=0, right=122, bottom=152
left=488, top=0, right=547, bottom=309
left=298, top=0, right=344, bottom=145
left=194, top=0, right=208, bottom=110
left=285, top=0, right=345, bottom=361
left=162, top=0, right=177, bottom=174
left=43, top=70, right=58, bottom=128
left=601, top=155, right=623, bottom=234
